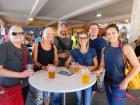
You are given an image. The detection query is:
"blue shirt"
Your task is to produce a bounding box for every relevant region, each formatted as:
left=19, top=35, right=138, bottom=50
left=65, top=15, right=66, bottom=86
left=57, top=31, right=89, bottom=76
left=70, top=48, right=97, bottom=66
left=89, top=38, right=108, bottom=64
left=35, top=37, right=42, bottom=42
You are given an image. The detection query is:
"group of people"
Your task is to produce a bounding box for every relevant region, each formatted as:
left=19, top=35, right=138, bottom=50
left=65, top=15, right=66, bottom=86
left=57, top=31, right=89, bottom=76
left=0, top=21, right=140, bottom=105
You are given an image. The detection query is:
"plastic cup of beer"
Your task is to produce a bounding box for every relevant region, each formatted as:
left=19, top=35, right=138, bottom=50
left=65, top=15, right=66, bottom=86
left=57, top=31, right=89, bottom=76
left=47, top=65, right=56, bottom=79
left=70, top=62, right=79, bottom=73
left=26, top=64, right=34, bottom=71
left=81, top=68, right=90, bottom=84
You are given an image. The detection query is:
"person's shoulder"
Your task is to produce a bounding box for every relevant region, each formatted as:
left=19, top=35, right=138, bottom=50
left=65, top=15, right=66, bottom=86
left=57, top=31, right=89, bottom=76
left=32, top=42, right=39, bottom=48
left=0, top=42, right=5, bottom=48
left=70, top=48, right=79, bottom=57
left=123, top=44, right=133, bottom=53
left=98, top=37, right=108, bottom=46
left=89, top=48, right=96, bottom=52
left=0, top=42, right=11, bottom=53
left=123, top=44, right=132, bottom=49
left=34, top=42, right=38, bottom=45
left=97, top=37, right=107, bottom=42
left=0, top=41, right=10, bottom=47
left=54, top=36, right=60, bottom=41
left=53, top=44, right=57, bottom=49
left=89, top=48, right=96, bottom=54
left=71, top=48, right=79, bottom=54
left=72, top=48, right=79, bottom=52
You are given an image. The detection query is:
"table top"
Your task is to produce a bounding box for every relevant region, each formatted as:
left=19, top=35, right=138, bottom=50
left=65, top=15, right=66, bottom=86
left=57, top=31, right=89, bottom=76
left=29, top=67, right=97, bottom=93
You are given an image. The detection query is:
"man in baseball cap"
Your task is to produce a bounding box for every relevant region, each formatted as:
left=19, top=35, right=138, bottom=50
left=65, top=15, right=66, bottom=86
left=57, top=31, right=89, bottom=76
left=53, top=20, right=72, bottom=104
left=58, top=20, right=68, bottom=27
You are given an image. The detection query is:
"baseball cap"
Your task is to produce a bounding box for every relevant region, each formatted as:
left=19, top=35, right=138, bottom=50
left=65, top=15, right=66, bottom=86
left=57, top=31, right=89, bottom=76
left=58, top=20, right=68, bottom=27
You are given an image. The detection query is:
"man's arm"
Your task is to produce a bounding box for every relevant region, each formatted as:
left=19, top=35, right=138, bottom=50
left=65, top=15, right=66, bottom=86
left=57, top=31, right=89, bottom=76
left=0, top=66, right=34, bottom=78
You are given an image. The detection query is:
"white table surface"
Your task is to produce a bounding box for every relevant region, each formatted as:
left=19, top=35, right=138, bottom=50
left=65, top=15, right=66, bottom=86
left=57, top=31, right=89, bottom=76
left=29, top=67, right=97, bottom=93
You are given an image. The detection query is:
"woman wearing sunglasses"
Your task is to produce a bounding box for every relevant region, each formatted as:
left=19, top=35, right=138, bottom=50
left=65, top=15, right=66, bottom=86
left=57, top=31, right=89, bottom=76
left=65, top=32, right=98, bottom=105
left=94, top=24, right=140, bottom=105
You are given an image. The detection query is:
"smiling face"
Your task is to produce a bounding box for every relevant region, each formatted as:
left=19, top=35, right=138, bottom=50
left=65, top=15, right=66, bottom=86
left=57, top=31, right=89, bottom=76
left=106, top=27, right=119, bottom=43
left=9, top=26, right=25, bottom=44
left=58, top=24, right=67, bottom=36
left=89, top=24, right=99, bottom=37
left=78, top=33, right=88, bottom=48
left=42, top=27, right=54, bottom=42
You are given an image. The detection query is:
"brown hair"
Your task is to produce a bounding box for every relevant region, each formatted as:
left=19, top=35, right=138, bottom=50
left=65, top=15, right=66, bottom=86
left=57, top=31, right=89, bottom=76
left=77, top=32, right=89, bottom=49
left=106, top=24, right=119, bottom=33
left=89, top=23, right=99, bottom=29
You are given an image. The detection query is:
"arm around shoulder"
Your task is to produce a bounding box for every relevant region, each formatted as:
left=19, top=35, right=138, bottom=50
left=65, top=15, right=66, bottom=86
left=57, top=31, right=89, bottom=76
left=93, top=48, right=105, bottom=76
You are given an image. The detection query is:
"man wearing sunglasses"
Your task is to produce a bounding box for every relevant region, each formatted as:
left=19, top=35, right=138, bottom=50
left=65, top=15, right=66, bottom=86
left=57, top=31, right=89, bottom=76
left=0, top=25, right=34, bottom=105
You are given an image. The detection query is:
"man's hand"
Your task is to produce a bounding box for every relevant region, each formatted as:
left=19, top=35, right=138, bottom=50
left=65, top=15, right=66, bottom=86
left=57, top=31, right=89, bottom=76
left=59, top=53, right=69, bottom=59
left=20, top=70, right=34, bottom=78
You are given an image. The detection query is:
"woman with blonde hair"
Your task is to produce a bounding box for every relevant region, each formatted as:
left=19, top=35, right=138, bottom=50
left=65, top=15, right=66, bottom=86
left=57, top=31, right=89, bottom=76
left=26, top=27, right=58, bottom=105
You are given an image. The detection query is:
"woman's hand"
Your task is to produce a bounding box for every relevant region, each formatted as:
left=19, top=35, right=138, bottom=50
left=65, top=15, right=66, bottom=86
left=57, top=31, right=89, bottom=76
left=119, top=79, right=128, bottom=90
left=93, top=70, right=101, bottom=76
left=41, top=65, right=47, bottom=71
left=59, top=53, right=69, bottom=59
left=78, top=65, right=86, bottom=70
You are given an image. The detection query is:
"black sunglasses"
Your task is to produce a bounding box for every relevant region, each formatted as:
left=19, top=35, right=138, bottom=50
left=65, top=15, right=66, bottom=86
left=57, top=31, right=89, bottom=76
left=12, top=32, right=25, bottom=36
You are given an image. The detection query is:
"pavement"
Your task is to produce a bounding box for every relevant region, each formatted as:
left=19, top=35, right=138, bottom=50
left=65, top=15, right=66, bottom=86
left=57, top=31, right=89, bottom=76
left=65, top=90, right=140, bottom=105
left=25, top=90, right=140, bottom=105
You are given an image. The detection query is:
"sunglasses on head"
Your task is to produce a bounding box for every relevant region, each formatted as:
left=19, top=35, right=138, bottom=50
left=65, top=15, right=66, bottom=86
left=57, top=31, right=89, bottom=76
left=12, top=32, right=25, bottom=36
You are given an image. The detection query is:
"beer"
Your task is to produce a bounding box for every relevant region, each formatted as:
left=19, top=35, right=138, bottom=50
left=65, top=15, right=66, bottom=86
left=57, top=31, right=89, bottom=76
left=48, top=71, right=55, bottom=79
left=71, top=66, right=79, bottom=73
left=81, top=68, right=90, bottom=84
left=47, top=65, right=56, bottom=79
left=81, top=74, right=90, bottom=84
left=70, top=62, right=79, bottom=73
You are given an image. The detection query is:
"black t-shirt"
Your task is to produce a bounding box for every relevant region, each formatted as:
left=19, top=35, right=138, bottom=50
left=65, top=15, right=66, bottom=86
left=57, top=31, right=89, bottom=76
left=135, top=45, right=140, bottom=57
left=54, top=36, right=72, bottom=52
left=0, top=41, right=32, bottom=87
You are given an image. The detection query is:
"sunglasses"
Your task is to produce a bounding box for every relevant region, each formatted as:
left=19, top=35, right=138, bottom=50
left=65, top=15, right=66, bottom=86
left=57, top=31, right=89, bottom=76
left=12, top=32, right=25, bottom=36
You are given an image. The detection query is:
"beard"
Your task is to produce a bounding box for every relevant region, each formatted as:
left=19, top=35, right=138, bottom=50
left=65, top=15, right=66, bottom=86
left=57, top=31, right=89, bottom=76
left=60, top=30, right=67, bottom=36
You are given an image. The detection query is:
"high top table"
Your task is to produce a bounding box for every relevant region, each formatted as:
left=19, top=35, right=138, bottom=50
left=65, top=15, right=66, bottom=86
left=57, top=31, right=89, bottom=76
left=29, top=67, right=97, bottom=105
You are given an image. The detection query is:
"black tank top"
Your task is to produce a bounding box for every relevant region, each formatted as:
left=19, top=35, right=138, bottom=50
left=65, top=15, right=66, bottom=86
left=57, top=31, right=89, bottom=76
left=37, top=43, right=54, bottom=66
